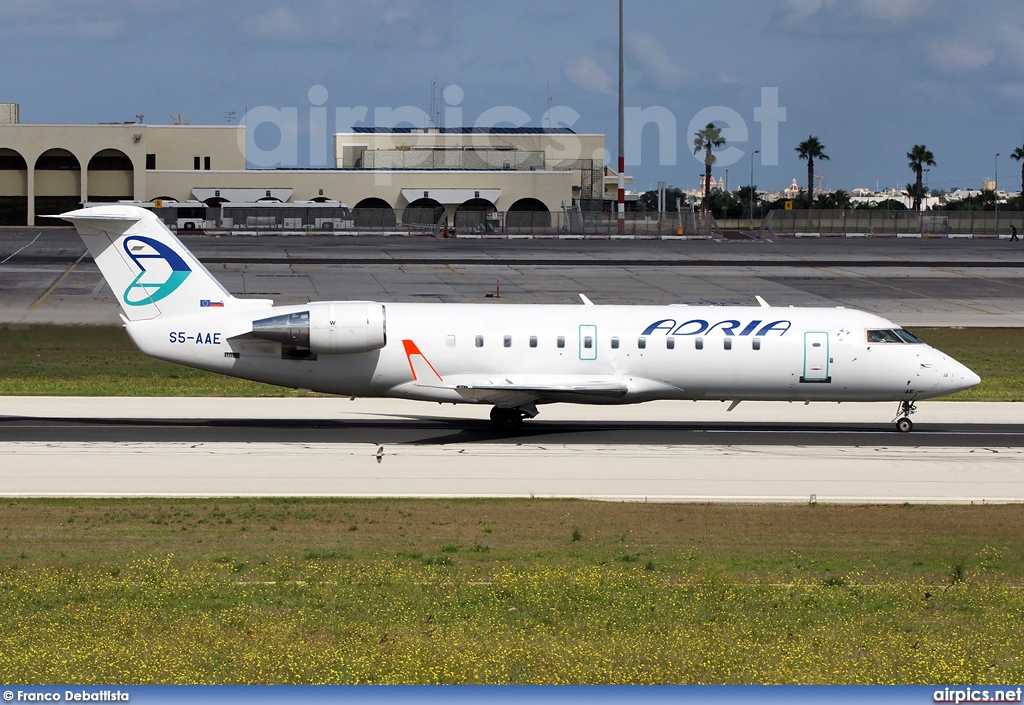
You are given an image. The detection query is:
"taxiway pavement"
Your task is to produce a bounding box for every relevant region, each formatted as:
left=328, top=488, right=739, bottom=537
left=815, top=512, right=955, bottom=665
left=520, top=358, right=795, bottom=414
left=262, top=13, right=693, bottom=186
left=3, top=228, right=1024, bottom=326
left=2, top=397, right=1022, bottom=503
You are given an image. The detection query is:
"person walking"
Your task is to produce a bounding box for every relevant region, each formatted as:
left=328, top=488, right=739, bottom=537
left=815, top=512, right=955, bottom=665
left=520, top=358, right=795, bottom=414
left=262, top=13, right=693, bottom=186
left=1011, top=225, right=1019, bottom=242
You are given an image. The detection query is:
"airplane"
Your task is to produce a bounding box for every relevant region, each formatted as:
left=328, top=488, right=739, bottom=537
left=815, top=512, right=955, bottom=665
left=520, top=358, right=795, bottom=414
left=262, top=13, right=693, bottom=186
left=54, top=205, right=980, bottom=433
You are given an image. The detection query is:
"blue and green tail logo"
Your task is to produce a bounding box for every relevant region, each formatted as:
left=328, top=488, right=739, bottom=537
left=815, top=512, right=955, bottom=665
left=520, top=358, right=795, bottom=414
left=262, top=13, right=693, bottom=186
left=122, top=236, right=192, bottom=307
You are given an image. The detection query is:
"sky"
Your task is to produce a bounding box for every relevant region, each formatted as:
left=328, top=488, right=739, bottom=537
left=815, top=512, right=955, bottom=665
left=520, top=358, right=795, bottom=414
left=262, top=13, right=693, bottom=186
left=3, top=0, right=1024, bottom=193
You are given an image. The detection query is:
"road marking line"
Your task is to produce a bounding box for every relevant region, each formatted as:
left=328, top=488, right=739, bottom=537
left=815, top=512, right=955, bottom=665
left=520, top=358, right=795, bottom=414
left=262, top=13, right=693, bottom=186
left=443, top=263, right=506, bottom=302
left=0, top=232, right=42, bottom=264
left=30, top=250, right=88, bottom=309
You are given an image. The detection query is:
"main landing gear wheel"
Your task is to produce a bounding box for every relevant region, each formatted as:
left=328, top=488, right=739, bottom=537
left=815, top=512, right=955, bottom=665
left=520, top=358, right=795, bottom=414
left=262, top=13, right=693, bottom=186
left=490, top=406, right=524, bottom=431
left=894, top=400, right=918, bottom=433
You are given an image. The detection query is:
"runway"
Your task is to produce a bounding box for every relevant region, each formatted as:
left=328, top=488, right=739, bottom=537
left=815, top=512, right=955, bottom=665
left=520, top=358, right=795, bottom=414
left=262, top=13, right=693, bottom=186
left=2, top=397, right=1023, bottom=503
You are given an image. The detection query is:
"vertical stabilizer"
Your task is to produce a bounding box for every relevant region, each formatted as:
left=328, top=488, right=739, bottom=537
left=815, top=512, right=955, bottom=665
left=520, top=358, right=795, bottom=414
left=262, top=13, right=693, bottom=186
left=57, top=205, right=238, bottom=321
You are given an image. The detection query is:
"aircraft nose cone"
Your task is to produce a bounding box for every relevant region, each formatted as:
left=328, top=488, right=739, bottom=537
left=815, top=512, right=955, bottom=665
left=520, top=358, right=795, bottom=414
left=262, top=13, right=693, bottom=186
left=947, top=359, right=980, bottom=393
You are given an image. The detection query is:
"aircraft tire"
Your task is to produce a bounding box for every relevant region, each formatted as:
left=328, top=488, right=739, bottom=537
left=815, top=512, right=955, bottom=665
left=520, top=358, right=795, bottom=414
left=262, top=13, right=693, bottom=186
left=895, top=417, right=913, bottom=434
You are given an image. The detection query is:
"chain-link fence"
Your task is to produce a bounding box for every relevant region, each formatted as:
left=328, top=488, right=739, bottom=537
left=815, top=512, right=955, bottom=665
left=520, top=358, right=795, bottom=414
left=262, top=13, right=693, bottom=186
left=769, top=210, right=1024, bottom=236
left=155, top=205, right=724, bottom=238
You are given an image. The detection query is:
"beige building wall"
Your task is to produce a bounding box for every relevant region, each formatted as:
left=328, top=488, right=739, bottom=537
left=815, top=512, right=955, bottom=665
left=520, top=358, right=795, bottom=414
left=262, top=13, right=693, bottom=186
left=0, top=168, right=26, bottom=196
left=334, top=131, right=606, bottom=167
left=0, top=123, right=582, bottom=225
left=0, top=124, right=246, bottom=224
left=88, top=170, right=134, bottom=198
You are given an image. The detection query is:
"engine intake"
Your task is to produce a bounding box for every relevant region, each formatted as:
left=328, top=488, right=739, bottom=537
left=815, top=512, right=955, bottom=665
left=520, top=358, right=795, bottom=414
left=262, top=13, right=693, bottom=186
left=252, top=302, right=386, bottom=354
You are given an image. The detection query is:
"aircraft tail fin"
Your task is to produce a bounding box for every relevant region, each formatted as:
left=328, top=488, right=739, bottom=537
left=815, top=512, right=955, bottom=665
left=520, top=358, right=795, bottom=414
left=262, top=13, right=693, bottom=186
left=56, top=205, right=245, bottom=322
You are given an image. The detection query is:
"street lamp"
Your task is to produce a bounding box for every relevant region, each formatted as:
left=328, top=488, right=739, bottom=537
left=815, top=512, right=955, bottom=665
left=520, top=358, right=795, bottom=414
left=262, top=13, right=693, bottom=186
left=723, top=169, right=729, bottom=221
left=996, top=153, right=1001, bottom=237
left=749, top=149, right=760, bottom=229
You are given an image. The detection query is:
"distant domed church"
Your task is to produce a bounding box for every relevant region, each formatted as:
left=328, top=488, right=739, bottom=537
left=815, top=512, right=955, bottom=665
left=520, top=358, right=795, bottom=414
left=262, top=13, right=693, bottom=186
left=700, top=174, right=724, bottom=193
left=784, top=179, right=801, bottom=199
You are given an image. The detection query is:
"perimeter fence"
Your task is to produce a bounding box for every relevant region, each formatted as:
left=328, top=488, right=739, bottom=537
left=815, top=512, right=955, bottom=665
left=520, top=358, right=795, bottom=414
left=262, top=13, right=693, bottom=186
left=166, top=206, right=723, bottom=238
left=769, top=210, right=1024, bottom=236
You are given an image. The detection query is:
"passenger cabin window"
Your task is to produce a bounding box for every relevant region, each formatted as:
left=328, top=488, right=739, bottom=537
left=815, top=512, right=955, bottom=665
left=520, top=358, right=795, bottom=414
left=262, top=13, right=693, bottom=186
left=583, top=336, right=593, bottom=349
left=557, top=336, right=565, bottom=349
left=753, top=338, right=761, bottom=351
left=637, top=337, right=647, bottom=350
left=695, top=337, right=704, bottom=350
left=611, top=337, right=620, bottom=349
left=504, top=335, right=512, bottom=348
left=724, top=338, right=733, bottom=350
left=867, top=329, right=922, bottom=344
left=475, top=335, right=484, bottom=348
left=666, top=338, right=675, bottom=350
left=529, top=336, right=538, bottom=348
left=446, top=335, right=456, bottom=347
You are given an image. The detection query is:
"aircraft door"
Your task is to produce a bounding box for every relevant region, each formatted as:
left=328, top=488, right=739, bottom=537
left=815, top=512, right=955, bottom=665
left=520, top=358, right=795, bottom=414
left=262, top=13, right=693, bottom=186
left=579, top=325, right=597, bottom=361
left=801, top=331, right=831, bottom=383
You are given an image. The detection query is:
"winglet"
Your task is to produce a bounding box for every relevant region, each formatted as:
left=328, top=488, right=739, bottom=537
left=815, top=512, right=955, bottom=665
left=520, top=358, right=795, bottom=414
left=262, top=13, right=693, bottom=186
left=579, top=294, right=594, bottom=306
left=755, top=296, right=770, bottom=308
left=402, top=340, right=445, bottom=387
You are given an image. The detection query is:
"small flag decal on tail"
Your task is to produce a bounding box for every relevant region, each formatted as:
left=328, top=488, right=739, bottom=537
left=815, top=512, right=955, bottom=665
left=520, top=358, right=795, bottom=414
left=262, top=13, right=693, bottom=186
left=200, top=300, right=224, bottom=308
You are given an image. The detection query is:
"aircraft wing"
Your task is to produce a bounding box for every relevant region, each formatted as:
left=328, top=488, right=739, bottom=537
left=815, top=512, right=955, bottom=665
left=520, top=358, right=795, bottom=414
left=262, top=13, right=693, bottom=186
left=444, top=376, right=629, bottom=407
left=399, top=339, right=630, bottom=406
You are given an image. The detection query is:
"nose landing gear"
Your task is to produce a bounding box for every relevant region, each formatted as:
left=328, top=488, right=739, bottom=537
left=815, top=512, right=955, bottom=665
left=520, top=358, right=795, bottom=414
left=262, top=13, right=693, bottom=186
left=894, top=400, right=917, bottom=433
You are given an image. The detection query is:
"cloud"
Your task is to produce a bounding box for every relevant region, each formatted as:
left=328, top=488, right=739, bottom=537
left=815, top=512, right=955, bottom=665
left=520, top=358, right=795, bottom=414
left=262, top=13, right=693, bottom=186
left=563, top=56, right=614, bottom=95
left=627, top=32, right=687, bottom=90
left=928, top=41, right=995, bottom=72
left=0, top=0, right=122, bottom=39
left=243, top=1, right=447, bottom=48
left=0, top=0, right=193, bottom=39
left=774, top=0, right=932, bottom=32
left=856, top=0, right=923, bottom=21
left=998, top=24, right=1024, bottom=71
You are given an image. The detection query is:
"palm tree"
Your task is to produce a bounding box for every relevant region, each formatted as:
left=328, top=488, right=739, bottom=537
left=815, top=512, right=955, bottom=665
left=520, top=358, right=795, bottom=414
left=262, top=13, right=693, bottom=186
left=1011, top=145, right=1024, bottom=197
left=907, top=145, right=936, bottom=211
left=693, top=123, right=725, bottom=212
left=795, top=137, right=829, bottom=208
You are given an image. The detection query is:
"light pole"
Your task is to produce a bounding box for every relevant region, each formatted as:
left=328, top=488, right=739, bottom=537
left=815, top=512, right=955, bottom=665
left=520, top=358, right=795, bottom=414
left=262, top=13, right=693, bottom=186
left=616, top=0, right=625, bottom=236
left=724, top=169, right=730, bottom=222
left=996, top=153, right=1001, bottom=237
left=749, top=149, right=760, bottom=229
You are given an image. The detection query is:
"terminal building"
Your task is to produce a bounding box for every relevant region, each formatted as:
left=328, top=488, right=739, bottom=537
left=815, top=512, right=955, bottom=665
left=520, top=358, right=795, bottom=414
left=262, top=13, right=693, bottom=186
left=0, top=103, right=632, bottom=231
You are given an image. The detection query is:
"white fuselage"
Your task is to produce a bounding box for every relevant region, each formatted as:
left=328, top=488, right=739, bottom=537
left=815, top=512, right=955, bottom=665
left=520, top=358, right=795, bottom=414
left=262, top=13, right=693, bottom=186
left=125, top=302, right=980, bottom=406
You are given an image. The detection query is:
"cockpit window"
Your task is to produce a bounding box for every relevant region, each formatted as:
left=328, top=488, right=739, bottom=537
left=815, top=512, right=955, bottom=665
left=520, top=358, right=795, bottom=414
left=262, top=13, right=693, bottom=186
left=867, top=329, right=924, bottom=344
left=864, top=329, right=905, bottom=342
left=894, top=329, right=924, bottom=344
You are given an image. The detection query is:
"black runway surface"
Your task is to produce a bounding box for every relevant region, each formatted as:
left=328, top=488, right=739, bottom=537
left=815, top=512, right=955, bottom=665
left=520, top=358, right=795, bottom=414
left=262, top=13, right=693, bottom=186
left=2, top=415, right=1022, bottom=447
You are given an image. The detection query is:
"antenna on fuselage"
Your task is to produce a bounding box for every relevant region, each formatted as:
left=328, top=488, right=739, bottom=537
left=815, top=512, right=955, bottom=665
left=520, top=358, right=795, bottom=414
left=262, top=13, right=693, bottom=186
left=755, top=296, right=770, bottom=308
left=579, top=294, right=594, bottom=306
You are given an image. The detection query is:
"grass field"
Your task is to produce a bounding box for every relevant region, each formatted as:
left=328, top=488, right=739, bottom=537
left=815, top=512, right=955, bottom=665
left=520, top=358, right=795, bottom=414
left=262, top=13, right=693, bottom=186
left=1, top=499, right=1023, bottom=684
left=0, top=324, right=1021, bottom=399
